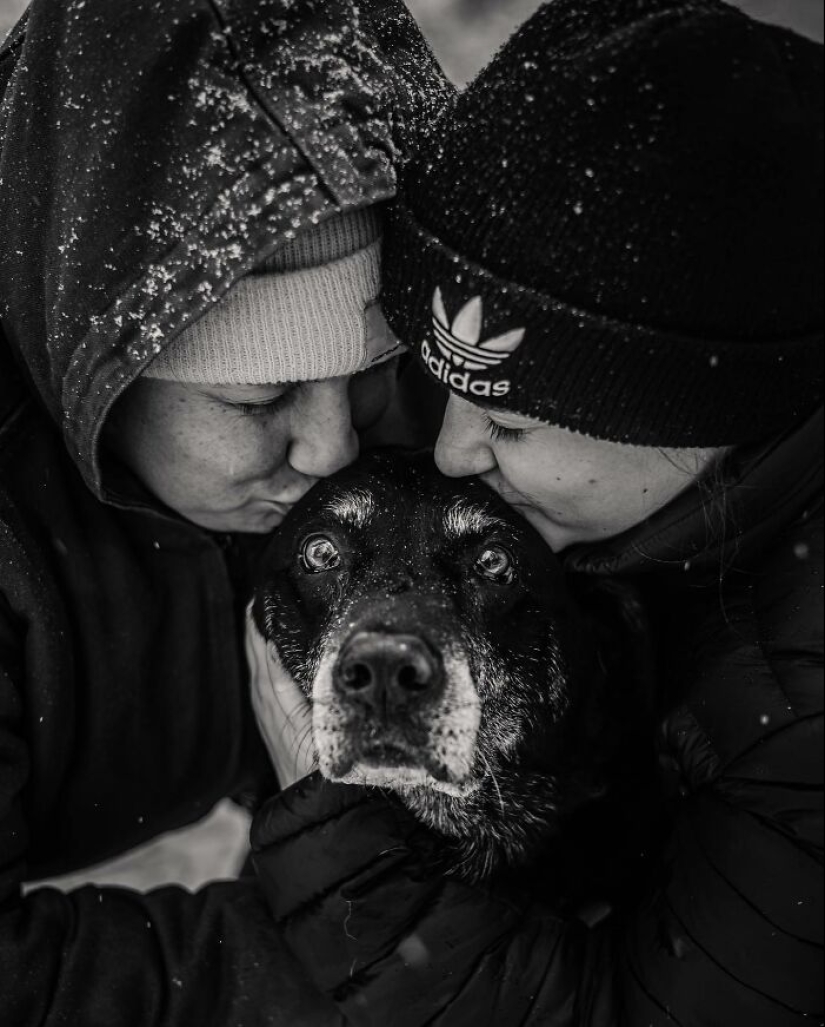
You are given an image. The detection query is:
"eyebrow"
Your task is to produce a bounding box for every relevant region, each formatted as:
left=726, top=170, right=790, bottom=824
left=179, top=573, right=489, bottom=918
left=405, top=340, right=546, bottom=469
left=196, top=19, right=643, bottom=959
left=443, top=500, right=509, bottom=540
left=325, top=489, right=376, bottom=530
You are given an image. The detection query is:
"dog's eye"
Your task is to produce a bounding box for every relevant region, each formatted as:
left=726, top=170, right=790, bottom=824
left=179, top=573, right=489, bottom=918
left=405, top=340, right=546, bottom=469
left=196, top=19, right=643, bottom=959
left=300, top=535, right=342, bottom=574
left=476, top=546, right=515, bottom=584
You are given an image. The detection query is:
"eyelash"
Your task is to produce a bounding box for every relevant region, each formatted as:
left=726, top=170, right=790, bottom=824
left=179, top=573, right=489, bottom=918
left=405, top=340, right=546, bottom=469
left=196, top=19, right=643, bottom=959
left=233, top=388, right=299, bottom=418
left=485, top=417, right=527, bottom=443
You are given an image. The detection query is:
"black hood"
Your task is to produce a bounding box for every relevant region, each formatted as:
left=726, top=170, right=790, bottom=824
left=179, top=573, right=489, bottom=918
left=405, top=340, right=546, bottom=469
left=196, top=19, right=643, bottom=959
left=0, top=0, right=450, bottom=498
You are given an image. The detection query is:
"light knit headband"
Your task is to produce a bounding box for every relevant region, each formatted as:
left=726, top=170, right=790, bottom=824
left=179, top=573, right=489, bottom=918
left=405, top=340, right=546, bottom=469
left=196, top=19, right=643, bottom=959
left=144, top=210, right=402, bottom=384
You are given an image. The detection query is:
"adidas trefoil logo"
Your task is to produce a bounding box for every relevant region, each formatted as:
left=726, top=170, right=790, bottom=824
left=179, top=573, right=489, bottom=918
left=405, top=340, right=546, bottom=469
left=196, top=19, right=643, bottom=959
left=421, top=287, right=525, bottom=400
left=433, top=288, right=525, bottom=371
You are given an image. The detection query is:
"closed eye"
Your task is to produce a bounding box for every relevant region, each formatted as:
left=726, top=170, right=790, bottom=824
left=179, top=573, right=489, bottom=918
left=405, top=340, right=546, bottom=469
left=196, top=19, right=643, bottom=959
left=484, top=416, right=527, bottom=443
left=233, top=385, right=301, bottom=418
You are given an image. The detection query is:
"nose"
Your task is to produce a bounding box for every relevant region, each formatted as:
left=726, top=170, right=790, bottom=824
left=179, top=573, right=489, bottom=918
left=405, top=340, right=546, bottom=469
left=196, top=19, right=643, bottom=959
left=435, top=395, right=497, bottom=478
left=334, top=632, right=443, bottom=717
left=288, top=381, right=360, bottom=480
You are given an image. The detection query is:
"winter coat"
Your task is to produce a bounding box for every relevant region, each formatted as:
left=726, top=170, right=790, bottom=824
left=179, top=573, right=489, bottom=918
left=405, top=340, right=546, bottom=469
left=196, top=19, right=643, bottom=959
left=0, top=2, right=449, bottom=1024
left=253, top=408, right=824, bottom=1027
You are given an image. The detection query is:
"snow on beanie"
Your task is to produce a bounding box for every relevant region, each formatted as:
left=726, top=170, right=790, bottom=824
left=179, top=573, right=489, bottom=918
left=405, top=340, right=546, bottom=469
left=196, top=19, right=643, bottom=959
left=145, top=208, right=402, bottom=384
left=383, top=0, right=825, bottom=447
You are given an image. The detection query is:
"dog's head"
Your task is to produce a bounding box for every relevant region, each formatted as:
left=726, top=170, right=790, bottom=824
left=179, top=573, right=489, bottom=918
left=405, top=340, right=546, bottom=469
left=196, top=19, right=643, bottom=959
left=254, top=451, right=615, bottom=875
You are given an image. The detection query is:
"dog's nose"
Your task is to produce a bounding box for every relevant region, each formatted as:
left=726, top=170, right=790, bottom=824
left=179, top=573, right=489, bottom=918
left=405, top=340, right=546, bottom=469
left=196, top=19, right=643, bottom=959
left=335, top=632, right=443, bottom=715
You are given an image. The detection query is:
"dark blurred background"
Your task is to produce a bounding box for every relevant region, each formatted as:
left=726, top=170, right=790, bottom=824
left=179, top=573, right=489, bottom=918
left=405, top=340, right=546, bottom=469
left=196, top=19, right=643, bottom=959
left=1, top=1, right=823, bottom=80
left=409, top=0, right=823, bottom=81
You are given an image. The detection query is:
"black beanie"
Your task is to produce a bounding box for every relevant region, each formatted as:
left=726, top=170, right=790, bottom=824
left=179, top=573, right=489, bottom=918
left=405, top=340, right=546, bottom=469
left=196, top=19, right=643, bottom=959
left=383, top=0, right=824, bottom=446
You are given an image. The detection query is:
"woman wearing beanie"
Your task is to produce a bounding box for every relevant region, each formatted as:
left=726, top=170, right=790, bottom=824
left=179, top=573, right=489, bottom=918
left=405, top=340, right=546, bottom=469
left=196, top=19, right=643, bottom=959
left=0, top=0, right=450, bottom=1023
left=250, top=2, right=824, bottom=1025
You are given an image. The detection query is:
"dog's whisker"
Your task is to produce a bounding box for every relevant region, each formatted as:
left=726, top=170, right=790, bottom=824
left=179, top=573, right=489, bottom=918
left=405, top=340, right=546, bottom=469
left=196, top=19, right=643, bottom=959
left=292, top=724, right=311, bottom=751
left=479, top=751, right=506, bottom=815
left=294, top=725, right=316, bottom=764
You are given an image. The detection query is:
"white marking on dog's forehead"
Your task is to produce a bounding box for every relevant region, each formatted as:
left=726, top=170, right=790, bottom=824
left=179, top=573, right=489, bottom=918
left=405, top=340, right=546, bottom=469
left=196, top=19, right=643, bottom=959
left=325, top=488, right=376, bottom=530
left=443, top=499, right=507, bottom=540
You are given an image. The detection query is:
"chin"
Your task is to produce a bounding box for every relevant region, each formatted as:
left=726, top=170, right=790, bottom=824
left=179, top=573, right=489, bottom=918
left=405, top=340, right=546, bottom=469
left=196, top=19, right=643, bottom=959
left=187, top=506, right=288, bottom=535
left=523, top=514, right=575, bottom=553
left=484, top=498, right=570, bottom=553
left=524, top=511, right=618, bottom=553
left=237, top=508, right=288, bottom=534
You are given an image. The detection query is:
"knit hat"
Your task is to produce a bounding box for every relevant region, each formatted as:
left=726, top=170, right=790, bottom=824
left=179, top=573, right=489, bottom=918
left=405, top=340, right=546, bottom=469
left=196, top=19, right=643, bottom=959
left=383, top=0, right=825, bottom=447
left=145, top=208, right=402, bottom=383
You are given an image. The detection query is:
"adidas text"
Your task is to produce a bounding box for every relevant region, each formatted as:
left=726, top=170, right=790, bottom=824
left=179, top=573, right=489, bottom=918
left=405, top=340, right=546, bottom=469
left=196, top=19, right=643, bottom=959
left=421, top=339, right=512, bottom=398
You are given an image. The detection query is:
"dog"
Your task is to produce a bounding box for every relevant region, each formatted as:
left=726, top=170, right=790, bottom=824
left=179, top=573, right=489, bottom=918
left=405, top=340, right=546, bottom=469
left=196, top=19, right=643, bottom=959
left=253, top=450, right=652, bottom=884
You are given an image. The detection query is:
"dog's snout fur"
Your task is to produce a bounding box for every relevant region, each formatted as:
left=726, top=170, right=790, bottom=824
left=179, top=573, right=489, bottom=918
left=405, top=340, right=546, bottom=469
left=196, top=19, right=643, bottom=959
left=333, top=631, right=455, bottom=781
left=313, top=622, right=482, bottom=795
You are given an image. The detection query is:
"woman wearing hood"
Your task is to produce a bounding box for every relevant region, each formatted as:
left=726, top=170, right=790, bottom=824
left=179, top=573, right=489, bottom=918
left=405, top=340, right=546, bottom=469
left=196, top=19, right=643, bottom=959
left=251, top=1, right=824, bottom=1025
left=0, top=0, right=449, bottom=1022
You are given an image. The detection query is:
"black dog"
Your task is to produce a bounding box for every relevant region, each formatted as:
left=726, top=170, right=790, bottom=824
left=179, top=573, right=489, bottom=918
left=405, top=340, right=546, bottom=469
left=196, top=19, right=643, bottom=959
left=254, top=451, right=650, bottom=883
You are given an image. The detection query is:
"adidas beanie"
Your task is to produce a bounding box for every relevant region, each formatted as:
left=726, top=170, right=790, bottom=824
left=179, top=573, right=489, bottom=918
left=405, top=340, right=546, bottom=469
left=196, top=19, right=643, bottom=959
left=383, top=0, right=825, bottom=447
left=145, top=208, right=401, bottom=384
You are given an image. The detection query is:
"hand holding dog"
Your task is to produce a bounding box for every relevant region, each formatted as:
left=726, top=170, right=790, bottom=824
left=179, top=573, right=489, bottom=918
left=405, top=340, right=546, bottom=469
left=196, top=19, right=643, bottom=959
left=246, top=605, right=317, bottom=790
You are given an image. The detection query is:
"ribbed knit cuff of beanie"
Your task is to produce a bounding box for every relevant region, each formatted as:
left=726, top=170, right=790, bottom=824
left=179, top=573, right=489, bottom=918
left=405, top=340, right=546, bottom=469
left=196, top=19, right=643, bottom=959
left=144, top=207, right=403, bottom=385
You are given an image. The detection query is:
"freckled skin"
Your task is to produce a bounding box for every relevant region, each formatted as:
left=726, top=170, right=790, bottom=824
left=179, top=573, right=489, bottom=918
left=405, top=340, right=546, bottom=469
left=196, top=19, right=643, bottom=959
left=254, top=451, right=631, bottom=880
left=435, top=395, right=726, bottom=552
left=104, top=363, right=398, bottom=533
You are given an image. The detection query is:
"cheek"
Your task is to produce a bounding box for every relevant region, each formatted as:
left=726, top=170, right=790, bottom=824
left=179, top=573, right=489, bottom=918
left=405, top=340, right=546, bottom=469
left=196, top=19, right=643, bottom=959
left=494, top=449, right=631, bottom=536
left=493, top=448, right=541, bottom=495
left=169, top=416, right=291, bottom=490
left=494, top=449, right=586, bottom=518
left=259, top=576, right=319, bottom=687
left=223, top=422, right=291, bottom=478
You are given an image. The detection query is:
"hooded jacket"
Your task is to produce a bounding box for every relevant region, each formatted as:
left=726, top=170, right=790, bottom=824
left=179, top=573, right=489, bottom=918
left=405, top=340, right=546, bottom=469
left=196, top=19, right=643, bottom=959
left=0, top=1, right=450, bottom=1023
left=252, top=408, right=824, bottom=1027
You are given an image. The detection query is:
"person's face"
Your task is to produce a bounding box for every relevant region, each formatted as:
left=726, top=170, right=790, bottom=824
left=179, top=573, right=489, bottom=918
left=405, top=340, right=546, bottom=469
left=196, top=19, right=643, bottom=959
left=106, top=361, right=398, bottom=534
left=435, top=394, right=724, bottom=552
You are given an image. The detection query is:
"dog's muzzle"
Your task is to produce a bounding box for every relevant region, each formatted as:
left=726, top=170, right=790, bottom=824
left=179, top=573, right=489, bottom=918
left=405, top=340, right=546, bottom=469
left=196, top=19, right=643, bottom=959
left=312, top=620, right=480, bottom=788
left=313, top=610, right=482, bottom=794
left=332, top=631, right=447, bottom=770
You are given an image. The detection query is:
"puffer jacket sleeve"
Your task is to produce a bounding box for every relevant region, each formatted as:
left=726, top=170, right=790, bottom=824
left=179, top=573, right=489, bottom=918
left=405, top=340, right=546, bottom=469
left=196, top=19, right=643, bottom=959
left=252, top=779, right=618, bottom=1027
left=0, top=604, right=343, bottom=1027
left=622, top=514, right=824, bottom=1025
left=252, top=520, right=823, bottom=1027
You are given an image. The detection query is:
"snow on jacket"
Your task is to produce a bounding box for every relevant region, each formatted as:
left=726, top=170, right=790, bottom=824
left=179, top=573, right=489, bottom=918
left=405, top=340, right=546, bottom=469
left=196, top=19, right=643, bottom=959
left=0, top=2, right=450, bottom=1024
left=253, top=409, right=824, bottom=1026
